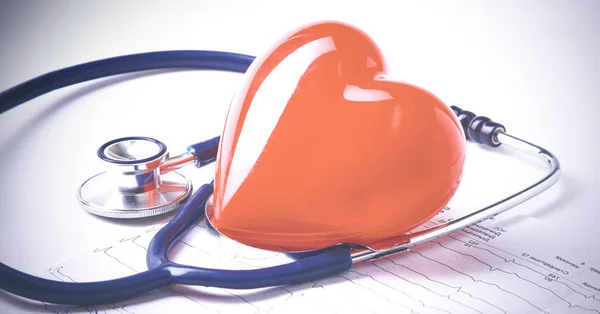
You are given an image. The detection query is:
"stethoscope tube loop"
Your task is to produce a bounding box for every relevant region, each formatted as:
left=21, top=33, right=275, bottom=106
left=0, top=50, right=354, bottom=306
left=146, top=183, right=214, bottom=269
left=0, top=50, right=255, bottom=115
left=0, top=180, right=353, bottom=306
left=0, top=262, right=175, bottom=305
left=0, top=49, right=560, bottom=307
left=148, top=183, right=353, bottom=290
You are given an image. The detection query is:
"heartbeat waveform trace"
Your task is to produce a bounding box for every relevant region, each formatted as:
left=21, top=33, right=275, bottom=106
left=40, top=215, right=599, bottom=314
left=437, top=236, right=600, bottom=313
left=422, top=218, right=600, bottom=304
left=388, top=258, right=508, bottom=313
left=404, top=250, right=544, bottom=313
left=448, top=233, right=600, bottom=303
left=370, top=259, right=506, bottom=314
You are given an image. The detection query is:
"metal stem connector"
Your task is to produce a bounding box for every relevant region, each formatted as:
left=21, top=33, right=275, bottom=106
left=159, top=152, right=196, bottom=174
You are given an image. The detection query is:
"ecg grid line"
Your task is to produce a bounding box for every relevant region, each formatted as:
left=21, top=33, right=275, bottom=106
left=41, top=208, right=600, bottom=314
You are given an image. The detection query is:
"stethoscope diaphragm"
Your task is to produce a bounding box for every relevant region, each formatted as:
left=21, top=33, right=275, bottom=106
left=77, top=136, right=193, bottom=219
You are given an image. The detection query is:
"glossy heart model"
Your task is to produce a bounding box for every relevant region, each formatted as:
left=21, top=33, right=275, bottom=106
left=206, top=21, right=466, bottom=252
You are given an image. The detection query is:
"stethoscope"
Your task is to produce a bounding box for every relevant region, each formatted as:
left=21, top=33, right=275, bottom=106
left=0, top=48, right=560, bottom=306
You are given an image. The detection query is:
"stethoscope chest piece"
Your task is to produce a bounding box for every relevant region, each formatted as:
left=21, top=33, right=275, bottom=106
left=77, top=136, right=193, bottom=219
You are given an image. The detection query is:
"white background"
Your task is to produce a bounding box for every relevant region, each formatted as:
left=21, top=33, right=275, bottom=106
left=0, top=0, right=599, bottom=313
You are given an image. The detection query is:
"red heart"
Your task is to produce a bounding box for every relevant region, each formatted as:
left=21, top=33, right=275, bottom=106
left=207, top=21, right=466, bottom=252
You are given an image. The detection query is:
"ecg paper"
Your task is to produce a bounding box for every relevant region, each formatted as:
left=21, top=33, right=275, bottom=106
left=38, top=206, right=600, bottom=314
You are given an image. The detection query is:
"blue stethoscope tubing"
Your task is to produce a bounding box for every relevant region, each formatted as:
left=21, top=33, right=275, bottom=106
left=0, top=51, right=353, bottom=305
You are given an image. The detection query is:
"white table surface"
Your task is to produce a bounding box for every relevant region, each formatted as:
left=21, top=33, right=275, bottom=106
left=0, top=0, right=599, bottom=313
